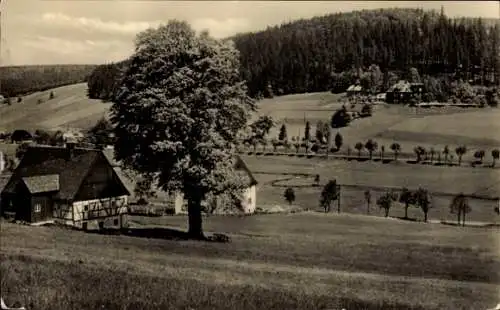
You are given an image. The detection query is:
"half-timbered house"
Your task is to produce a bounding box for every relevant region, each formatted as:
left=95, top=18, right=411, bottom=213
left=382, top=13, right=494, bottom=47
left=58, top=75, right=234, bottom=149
left=0, top=143, right=130, bottom=229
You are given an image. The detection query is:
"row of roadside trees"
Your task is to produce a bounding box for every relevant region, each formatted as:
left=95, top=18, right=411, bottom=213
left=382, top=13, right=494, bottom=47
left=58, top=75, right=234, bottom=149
left=243, top=118, right=500, bottom=168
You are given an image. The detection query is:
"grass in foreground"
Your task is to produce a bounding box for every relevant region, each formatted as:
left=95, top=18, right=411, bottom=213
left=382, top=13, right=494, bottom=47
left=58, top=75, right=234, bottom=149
left=1, top=213, right=499, bottom=310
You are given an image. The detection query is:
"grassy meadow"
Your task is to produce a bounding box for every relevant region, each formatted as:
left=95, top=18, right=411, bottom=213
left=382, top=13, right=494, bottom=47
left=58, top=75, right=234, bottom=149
left=1, top=212, right=500, bottom=310
left=243, top=155, right=500, bottom=223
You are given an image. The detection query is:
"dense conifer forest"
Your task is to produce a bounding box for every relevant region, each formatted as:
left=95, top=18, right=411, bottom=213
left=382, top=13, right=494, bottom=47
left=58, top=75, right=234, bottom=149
left=83, top=8, right=499, bottom=101
left=0, top=65, right=97, bottom=98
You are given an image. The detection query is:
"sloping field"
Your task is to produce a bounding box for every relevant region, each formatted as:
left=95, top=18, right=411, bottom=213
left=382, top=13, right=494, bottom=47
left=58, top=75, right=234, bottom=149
left=257, top=92, right=500, bottom=162
left=0, top=83, right=110, bottom=132
left=1, top=213, right=499, bottom=310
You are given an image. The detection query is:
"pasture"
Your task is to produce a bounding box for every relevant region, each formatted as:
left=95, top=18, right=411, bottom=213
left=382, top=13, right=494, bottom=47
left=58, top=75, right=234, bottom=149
left=1, top=212, right=499, bottom=310
left=0, top=83, right=110, bottom=133
left=243, top=155, right=500, bottom=224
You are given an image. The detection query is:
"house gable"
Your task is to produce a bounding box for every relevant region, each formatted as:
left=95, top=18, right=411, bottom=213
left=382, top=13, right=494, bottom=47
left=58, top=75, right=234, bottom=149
left=234, top=155, right=258, bottom=187
left=73, top=152, right=130, bottom=202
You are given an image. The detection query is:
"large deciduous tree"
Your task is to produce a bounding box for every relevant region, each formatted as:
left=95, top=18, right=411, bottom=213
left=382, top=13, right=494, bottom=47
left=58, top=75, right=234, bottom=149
left=110, top=21, right=255, bottom=239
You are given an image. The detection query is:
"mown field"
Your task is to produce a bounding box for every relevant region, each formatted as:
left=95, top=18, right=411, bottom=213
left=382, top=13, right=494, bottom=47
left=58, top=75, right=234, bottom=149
left=242, top=155, right=500, bottom=224
left=1, top=212, right=499, bottom=310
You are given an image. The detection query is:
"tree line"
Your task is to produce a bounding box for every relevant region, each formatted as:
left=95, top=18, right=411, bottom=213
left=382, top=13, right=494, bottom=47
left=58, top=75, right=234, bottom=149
left=242, top=116, right=500, bottom=168
left=284, top=181, right=487, bottom=226
left=0, top=65, right=96, bottom=98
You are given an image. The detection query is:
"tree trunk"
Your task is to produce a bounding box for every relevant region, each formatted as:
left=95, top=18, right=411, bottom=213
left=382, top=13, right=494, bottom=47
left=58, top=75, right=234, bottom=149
left=424, top=211, right=428, bottom=222
left=384, top=208, right=389, bottom=217
left=369, top=151, right=373, bottom=160
left=404, top=204, right=409, bottom=219
left=457, top=211, right=461, bottom=226
left=458, top=156, right=462, bottom=166
left=367, top=202, right=370, bottom=214
left=493, top=158, right=496, bottom=168
left=188, top=197, right=205, bottom=240
left=462, top=210, right=466, bottom=227
left=394, top=152, right=398, bottom=161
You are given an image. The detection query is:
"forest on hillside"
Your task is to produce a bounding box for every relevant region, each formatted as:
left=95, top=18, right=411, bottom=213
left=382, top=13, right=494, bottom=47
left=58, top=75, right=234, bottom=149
left=0, top=65, right=96, bottom=98
left=86, top=8, right=500, bottom=102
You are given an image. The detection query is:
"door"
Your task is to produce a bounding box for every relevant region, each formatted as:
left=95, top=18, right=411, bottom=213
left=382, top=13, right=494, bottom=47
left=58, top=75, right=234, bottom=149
left=31, top=195, right=54, bottom=223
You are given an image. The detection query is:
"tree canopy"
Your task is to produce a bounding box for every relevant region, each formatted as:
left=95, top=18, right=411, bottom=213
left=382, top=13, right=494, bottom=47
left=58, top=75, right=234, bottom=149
left=110, top=20, right=255, bottom=239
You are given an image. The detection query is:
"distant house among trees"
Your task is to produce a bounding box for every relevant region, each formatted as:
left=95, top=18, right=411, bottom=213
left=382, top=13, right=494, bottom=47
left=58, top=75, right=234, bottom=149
left=0, top=144, right=130, bottom=229
left=10, top=130, right=33, bottom=144
left=346, top=84, right=363, bottom=97
left=386, top=80, right=424, bottom=104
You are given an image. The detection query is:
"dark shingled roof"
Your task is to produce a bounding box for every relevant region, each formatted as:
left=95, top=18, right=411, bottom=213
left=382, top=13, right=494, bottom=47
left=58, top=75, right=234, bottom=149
left=0, top=174, right=11, bottom=193
left=234, top=155, right=258, bottom=186
left=1, top=145, right=125, bottom=200
left=22, top=174, right=60, bottom=194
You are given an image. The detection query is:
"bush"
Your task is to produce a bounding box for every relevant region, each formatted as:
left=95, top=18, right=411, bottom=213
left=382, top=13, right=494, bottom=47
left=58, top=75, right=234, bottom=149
left=284, top=187, right=296, bottom=205
left=361, top=104, right=372, bottom=117
left=331, top=106, right=351, bottom=128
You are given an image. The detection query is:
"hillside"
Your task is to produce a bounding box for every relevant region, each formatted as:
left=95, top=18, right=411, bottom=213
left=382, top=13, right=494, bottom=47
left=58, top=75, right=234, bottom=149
left=2, top=83, right=498, bottom=157
left=85, top=8, right=500, bottom=103
left=0, top=83, right=110, bottom=132
left=1, top=213, right=499, bottom=309
left=0, top=64, right=97, bottom=98
left=231, top=8, right=500, bottom=97
left=257, top=91, right=500, bottom=152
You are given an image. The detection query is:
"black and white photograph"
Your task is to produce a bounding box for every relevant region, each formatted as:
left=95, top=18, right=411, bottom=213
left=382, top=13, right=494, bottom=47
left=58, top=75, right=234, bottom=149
left=0, top=0, right=499, bottom=309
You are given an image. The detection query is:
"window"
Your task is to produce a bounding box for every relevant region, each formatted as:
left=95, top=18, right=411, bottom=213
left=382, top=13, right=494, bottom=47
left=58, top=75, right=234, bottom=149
left=34, top=204, right=41, bottom=213
left=113, top=219, right=119, bottom=226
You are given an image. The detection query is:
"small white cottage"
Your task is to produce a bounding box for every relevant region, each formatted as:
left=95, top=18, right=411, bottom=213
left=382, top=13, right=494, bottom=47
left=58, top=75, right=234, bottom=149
left=173, top=155, right=258, bottom=215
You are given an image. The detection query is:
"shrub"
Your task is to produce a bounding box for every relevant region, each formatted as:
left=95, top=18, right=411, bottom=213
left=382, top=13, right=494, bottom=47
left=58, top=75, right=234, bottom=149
left=284, top=187, right=296, bottom=205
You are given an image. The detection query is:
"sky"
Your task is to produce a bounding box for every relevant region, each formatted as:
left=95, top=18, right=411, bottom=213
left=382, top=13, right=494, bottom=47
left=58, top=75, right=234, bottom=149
left=0, top=1, right=498, bottom=66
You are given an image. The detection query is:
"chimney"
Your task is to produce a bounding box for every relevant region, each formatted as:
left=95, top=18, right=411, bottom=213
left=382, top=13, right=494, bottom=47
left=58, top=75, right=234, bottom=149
left=65, top=136, right=77, bottom=160
left=0, top=151, right=4, bottom=172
